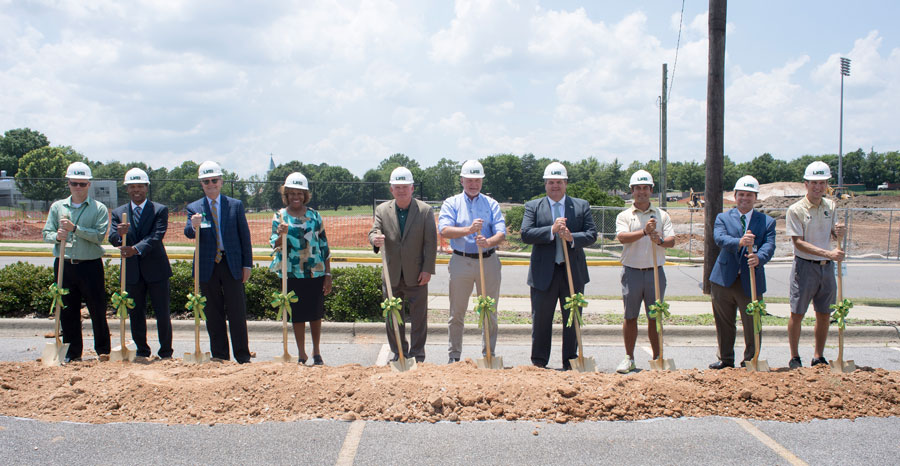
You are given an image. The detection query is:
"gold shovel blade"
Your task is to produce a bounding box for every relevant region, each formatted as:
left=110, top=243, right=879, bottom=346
left=829, top=359, right=857, bottom=373
left=477, top=355, right=504, bottom=370
left=273, top=353, right=298, bottom=363
left=41, top=341, right=69, bottom=367
left=389, top=359, right=417, bottom=373
left=745, top=359, right=770, bottom=372
left=109, top=342, right=138, bottom=362
left=183, top=351, right=211, bottom=364
left=568, top=356, right=597, bottom=373
left=648, top=358, right=676, bottom=371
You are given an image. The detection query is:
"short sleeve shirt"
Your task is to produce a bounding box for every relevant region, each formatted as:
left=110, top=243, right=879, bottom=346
left=615, top=204, right=675, bottom=269
left=785, top=196, right=836, bottom=261
left=269, top=208, right=331, bottom=278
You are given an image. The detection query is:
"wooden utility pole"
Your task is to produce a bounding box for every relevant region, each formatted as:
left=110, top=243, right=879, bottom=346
left=703, top=0, right=726, bottom=294
left=659, top=63, right=668, bottom=207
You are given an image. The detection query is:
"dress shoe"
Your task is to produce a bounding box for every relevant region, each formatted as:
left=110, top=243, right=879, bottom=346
left=708, top=360, right=734, bottom=370
left=448, top=357, right=460, bottom=364
left=64, top=357, right=82, bottom=364
left=98, top=354, right=110, bottom=362
left=313, top=355, right=324, bottom=366
left=788, top=356, right=802, bottom=369
left=811, top=356, right=828, bottom=366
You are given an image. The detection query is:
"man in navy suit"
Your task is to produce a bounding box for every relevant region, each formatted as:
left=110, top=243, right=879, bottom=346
left=521, top=162, right=597, bottom=370
left=708, top=175, right=776, bottom=369
left=184, top=161, right=253, bottom=363
left=109, top=168, right=173, bottom=359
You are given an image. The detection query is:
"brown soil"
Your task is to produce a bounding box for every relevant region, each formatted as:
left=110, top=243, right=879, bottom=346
left=1, top=360, right=898, bottom=425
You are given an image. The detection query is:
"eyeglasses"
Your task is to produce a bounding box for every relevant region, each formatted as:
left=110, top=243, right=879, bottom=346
left=202, top=178, right=221, bottom=185
left=68, top=181, right=89, bottom=187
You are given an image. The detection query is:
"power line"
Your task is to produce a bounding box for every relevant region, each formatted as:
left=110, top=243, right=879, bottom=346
left=668, top=0, right=686, bottom=99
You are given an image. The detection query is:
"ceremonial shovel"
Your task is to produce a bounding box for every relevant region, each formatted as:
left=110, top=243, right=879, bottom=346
left=744, top=262, right=769, bottom=372
left=475, top=246, right=503, bottom=370
left=110, top=212, right=137, bottom=362
left=648, top=242, right=675, bottom=371
left=184, top=228, right=211, bottom=364
left=42, top=216, right=70, bottom=367
left=829, top=222, right=856, bottom=373
left=382, top=252, right=416, bottom=372
left=560, top=236, right=596, bottom=373
left=273, top=212, right=297, bottom=363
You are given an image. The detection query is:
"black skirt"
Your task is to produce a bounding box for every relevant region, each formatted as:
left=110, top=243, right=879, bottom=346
left=287, top=276, right=326, bottom=323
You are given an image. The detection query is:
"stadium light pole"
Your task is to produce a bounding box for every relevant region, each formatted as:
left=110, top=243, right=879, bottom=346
left=838, top=57, right=850, bottom=189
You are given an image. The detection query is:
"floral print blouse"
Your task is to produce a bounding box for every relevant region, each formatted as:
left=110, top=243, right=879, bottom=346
left=269, top=208, right=330, bottom=279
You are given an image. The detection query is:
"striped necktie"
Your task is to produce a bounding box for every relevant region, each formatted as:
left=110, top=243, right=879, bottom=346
left=132, top=205, right=142, bottom=228
left=554, top=202, right=564, bottom=264
left=210, top=199, right=223, bottom=263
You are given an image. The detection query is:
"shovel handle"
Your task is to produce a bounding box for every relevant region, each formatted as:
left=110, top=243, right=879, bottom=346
left=280, top=211, right=290, bottom=355
left=650, top=241, right=664, bottom=361
left=477, top=246, right=493, bottom=362
left=381, top=249, right=407, bottom=366
left=55, top=237, right=67, bottom=346
left=193, top=230, right=201, bottom=354
left=559, top=236, right=585, bottom=362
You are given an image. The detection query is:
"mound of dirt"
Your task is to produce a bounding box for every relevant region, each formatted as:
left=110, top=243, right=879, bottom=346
left=1, top=360, right=897, bottom=425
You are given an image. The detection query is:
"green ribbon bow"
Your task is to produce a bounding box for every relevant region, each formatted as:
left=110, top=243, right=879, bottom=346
left=47, top=283, right=69, bottom=317
left=474, top=295, right=496, bottom=329
left=185, top=292, right=207, bottom=322
left=648, top=299, right=671, bottom=333
left=564, top=293, right=588, bottom=328
left=381, top=297, right=403, bottom=327
left=270, top=290, right=298, bottom=321
left=830, top=298, right=853, bottom=330
left=744, top=300, right=768, bottom=334
left=110, top=290, right=135, bottom=320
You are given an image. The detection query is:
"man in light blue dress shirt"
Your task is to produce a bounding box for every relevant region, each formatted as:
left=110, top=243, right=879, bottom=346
left=438, top=160, right=506, bottom=364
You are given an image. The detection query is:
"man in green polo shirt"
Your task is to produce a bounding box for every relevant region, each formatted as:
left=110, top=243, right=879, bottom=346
left=42, top=162, right=110, bottom=363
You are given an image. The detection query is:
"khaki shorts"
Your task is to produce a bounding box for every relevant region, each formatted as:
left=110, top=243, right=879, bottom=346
left=789, top=257, right=836, bottom=315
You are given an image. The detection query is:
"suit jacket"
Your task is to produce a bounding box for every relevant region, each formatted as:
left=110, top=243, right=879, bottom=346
left=521, top=196, right=598, bottom=291
left=368, top=199, right=437, bottom=287
left=109, top=201, right=172, bottom=284
left=183, top=195, right=252, bottom=282
left=709, top=208, right=777, bottom=298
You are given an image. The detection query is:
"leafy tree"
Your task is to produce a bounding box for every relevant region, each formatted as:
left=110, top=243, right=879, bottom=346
left=566, top=181, right=625, bottom=207
left=91, top=160, right=151, bottom=205
left=481, top=154, right=525, bottom=202
left=0, top=128, right=50, bottom=177
left=151, top=160, right=203, bottom=211
left=421, top=158, right=461, bottom=201
left=15, top=146, right=85, bottom=208
left=264, top=161, right=321, bottom=209
left=312, top=165, right=359, bottom=210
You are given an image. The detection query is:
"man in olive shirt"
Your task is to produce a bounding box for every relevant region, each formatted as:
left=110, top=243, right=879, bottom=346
left=42, top=162, right=110, bottom=363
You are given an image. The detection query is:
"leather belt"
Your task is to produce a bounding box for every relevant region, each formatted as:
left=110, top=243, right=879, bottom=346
left=453, top=249, right=494, bottom=259
left=625, top=265, right=656, bottom=271
left=796, top=257, right=831, bottom=266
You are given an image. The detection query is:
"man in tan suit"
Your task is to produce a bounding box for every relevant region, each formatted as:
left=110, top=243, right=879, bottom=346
left=369, top=166, right=437, bottom=362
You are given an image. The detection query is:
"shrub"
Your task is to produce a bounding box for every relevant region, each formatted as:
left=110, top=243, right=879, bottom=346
left=0, top=261, right=54, bottom=317
left=505, top=205, right=525, bottom=232
left=325, top=265, right=384, bottom=322
left=244, top=265, right=280, bottom=320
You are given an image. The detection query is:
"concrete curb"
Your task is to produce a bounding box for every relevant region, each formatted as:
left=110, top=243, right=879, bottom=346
left=6, top=318, right=898, bottom=346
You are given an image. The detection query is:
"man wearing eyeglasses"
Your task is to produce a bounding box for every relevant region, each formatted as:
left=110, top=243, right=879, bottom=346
left=184, top=161, right=253, bottom=364
left=41, top=161, right=111, bottom=363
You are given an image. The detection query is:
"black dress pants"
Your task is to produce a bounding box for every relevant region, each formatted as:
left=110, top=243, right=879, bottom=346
left=55, top=258, right=110, bottom=359
left=530, top=263, right=580, bottom=369
left=127, top=278, right=173, bottom=358
left=199, top=260, right=251, bottom=363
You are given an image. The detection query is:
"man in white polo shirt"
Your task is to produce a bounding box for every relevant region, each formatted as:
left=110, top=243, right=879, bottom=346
left=784, top=161, right=846, bottom=369
left=614, top=170, right=675, bottom=374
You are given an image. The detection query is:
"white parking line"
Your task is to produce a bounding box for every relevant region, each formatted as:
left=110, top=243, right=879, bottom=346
left=375, top=343, right=390, bottom=366
left=334, top=420, right=366, bottom=466
left=732, top=418, right=807, bottom=466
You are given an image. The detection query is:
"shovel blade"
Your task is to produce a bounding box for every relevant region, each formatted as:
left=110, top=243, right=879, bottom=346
left=41, top=341, right=69, bottom=367
left=109, top=342, right=138, bottom=362
left=389, top=358, right=417, bottom=373
left=829, top=359, right=857, bottom=373
left=745, top=359, right=770, bottom=372
left=649, top=358, right=676, bottom=371
left=183, top=351, right=211, bottom=364
left=568, top=356, right=597, bottom=373
left=273, top=353, right=298, bottom=363
left=476, top=355, right=504, bottom=370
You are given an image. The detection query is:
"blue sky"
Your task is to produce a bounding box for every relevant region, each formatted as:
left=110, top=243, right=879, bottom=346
left=1, top=0, right=898, bottom=178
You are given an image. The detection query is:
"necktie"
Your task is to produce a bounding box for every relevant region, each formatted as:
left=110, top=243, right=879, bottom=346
left=132, top=205, right=142, bottom=228
left=740, top=214, right=746, bottom=234
left=210, top=199, right=223, bottom=263
left=554, top=202, right=564, bottom=264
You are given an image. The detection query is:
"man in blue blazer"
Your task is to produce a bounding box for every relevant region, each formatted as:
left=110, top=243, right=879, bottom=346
left=708, top=175, right=776, bottom=369
left=184, top=161, right=253, bottom=363
left=109, top=168, right=173, bottom=359
left=522, top=162, right=597, bottom=370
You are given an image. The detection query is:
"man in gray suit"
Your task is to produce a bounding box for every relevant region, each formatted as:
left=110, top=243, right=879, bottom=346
left=521, top=162, right=597, bottom=370
left=368, top=167, right=437, bottom=362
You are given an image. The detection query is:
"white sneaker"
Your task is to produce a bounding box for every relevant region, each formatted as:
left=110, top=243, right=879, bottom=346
left=616, top=356, right=636, bottom=374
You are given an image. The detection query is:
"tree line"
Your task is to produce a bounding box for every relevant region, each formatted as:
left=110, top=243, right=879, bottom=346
left=2, top=127, right=898, bottom=211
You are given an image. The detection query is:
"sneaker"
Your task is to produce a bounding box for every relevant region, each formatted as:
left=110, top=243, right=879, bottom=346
left=448, top=357, right=460, bottom=364
left=788, top=356, right=802, bottom=369
left=616, top=357, right=636, bottom=374
left=811, top=356, right=827, bottom=366
left=313, top=355, right=324, bottom=366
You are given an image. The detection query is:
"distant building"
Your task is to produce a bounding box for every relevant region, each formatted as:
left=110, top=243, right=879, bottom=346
left=0, top=176, right=117, bottom=210
left=269, top=154, right=276, bottom=171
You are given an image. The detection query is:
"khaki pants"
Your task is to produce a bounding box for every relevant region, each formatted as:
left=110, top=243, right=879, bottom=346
left=447, top=253, right=501, bottom=359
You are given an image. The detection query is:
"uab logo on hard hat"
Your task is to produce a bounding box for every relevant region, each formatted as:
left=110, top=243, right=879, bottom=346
left=471, top=169, right=481, bottom=174
left=74, top=170, right=85, bottom=176
left=639, top=177, right=648, bottom=181
left=202, top=169, right=214, bottom=174
left=552, top=170, right=562, bottom=175
left=396, top=176, right=406, bottom=180
left=814, top=170, right=825, bottom=175
left=744, top=182, right=753, bottom=187
left=130, top=175, right=141, bottom=180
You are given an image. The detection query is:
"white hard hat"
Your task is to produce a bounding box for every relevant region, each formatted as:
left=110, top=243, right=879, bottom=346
left=389, top=166, right=414, bottom=185
left=543, top=162, right=568, bottom=180
left=629, top=170, right=654, bottom=186
left=460, top=160, right=485, bottom=179
left=804, top=161, right=831, bottom=181
left=283, top=172, right=309, bottom=190
left=66, top=162, right=92, bottom=180
left=733, top=175, right=760, bottom=193
left=123, top=168, right=150, bottom=185
left=198, top=160, right=223, bottom=179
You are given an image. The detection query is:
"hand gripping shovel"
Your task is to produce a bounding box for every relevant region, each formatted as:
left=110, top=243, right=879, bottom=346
left=475, top=246, right=503, bottom=370
left=829, top=233, right=856, bottom=373
left=184, top=228, right=211, bottom=364
left=381, top=252, right=416, bottom=372
left=272, top=211, right=297, bottom=363
left=648, top=242, right=675, bottom=371
left=744, top=262, right=769, bottom=372
left=560, top=236, right=596, bottom=372
left=42, top=218, right=70, bottom=367
left=110, top=213, right=137, bottom=362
